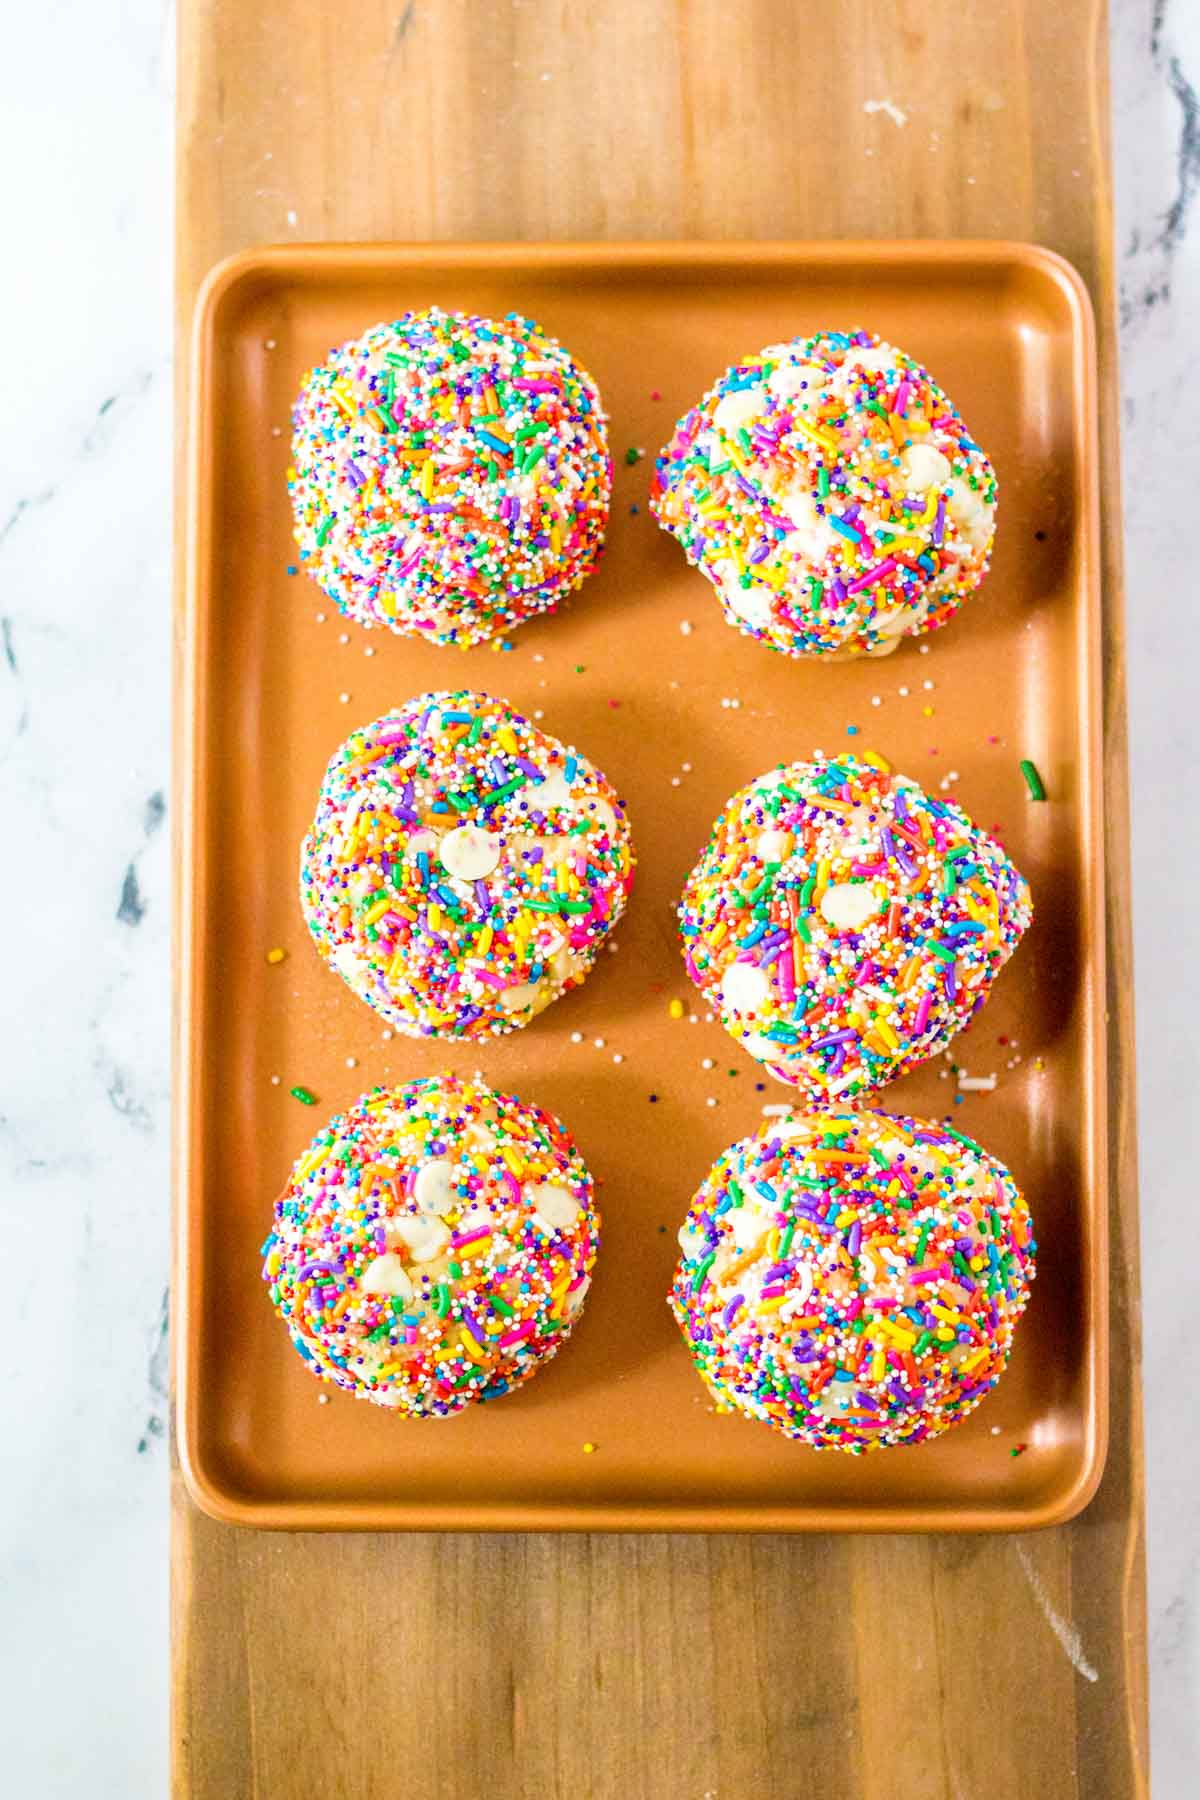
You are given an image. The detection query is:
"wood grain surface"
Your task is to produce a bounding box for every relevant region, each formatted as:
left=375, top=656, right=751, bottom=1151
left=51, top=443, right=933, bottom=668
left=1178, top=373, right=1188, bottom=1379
left=173, top=3, right=1147, bottom=1795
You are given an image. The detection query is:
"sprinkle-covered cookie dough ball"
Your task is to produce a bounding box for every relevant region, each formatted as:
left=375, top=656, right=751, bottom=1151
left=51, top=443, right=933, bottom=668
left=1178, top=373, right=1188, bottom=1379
left=301, top=691, right=635, bottom=1037
left=289, top=309, right=611, bottom=645
left=650, top=329, right=997, bottom=658
left=263, top=1074, right=600, bottom=1415
left=670, top=1109, right=1035, bottom=1450
left=678, top=753, right=1031, bottom=1103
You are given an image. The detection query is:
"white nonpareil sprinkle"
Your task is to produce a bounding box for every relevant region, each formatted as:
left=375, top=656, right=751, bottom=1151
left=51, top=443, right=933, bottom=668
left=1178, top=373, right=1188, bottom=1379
left=680, top=620, right=693, bottom=636
left=957, top=1072, right=998, bottom=1092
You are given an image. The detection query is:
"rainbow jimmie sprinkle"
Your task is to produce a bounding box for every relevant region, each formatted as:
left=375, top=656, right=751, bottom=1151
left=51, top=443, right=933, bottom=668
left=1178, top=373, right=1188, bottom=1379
left=301, top=690, right=635, bottom=1038
left=651, top=328, right=996, bottom=658
left=678, top=753, right=1031, bottom=1104
left=290, top=308, right=611, bottom=645
left=264, top=1074, right=599, bottom=1416
left=670, top=1109, right=1034, bottom=1451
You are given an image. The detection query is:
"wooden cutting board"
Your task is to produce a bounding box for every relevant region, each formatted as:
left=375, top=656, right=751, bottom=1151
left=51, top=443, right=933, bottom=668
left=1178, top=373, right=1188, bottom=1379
left=172, top=4, right=1147, bottom=1795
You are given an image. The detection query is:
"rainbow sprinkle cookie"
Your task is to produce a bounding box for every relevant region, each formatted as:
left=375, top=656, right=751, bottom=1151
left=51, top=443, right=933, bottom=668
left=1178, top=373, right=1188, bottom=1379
left=670, top=1109, right=1034, bottom=1451
left=263, top=1074, right=599, bottom=1416
left=650, top=329, right=997, bottom=658
left=288, top=309, right=611, bottom=645
left=300, top=690, right=635, bottom=1037
left=678, top=753, right=1031, bottom=1103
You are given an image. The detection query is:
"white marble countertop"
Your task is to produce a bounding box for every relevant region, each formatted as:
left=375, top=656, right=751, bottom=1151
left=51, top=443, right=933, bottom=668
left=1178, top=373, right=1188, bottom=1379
left=1, top=0, right=1195, bottom=1792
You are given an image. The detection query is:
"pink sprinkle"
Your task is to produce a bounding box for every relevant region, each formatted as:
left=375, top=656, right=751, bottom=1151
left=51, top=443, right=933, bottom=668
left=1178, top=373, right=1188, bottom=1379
left=499, top=1170, right=522, bottom=1206
left=891, top=379, right=911, bottom=415
left=913, top=992, right=933, bottom=1034
left=498, top=1322, right=535, bottom=1348
left=472, top=967, right=508, bottom=988
left=911, top=1265, right=951, bottom=1285
left=452, top=1224, right=492, bottom=1248
left=846, top=557, right=898, bottom=595
left=845, top=1296, right=864, bottom=1321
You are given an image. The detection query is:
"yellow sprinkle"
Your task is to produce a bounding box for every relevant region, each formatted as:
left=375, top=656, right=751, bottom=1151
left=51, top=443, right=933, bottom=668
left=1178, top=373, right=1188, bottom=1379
left=860, top=750, right=891, bottom=773
left=266, top=947, right=287, bottom=965
left=668, top=998, right=685, bottom=1019
left=876, top=1317, right=917, bottom=1349
left=870, top=1344, right=887, bottom=1383
left=793, top=415, right=840, bottom=454
left=497, top=726, right=519, bottom=754
left=930, top=1304, right=964, bottom=1325
left=501, top=1145, right=526, bottom=1178
left=874, top=1016, right=900, bottom=1053
left=363, top=899, right=392, bottom=926
left=476, top=925, right=494, bottom=958
left=549, top=522, right=563, bottom=554
left=419, top=457, right=436, bottom=501
left=459, top=1234, right=493, bottom=1259
left=428, top=904, right=443, bottom=931
left=582, top=1442, right=597, bottom=1454
left=958, top=1346, right=990, bottom=1373
left=459, top=1330, right=486, bottom=1362
left=922, top=705, right=934, bottom=717
left=707, top=921, right=728, bottom=947
left=387, top=949, right=406, bottom=981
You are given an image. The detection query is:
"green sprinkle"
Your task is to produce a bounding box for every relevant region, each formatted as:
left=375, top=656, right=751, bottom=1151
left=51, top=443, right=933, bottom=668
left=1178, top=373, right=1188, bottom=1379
left=432, top=1283, right=451, bottom=1319
left=624, top=445, right=645, bottom=465
left=315, top=515, right=335, bottom=548
left=914, top=1330, right=934, bottom=1356
left=1019, top=759, right=1046, bottom=801
left=290, top=1086, right=317, bottom=1106
left=692, top=1252, right=716, bottom=1293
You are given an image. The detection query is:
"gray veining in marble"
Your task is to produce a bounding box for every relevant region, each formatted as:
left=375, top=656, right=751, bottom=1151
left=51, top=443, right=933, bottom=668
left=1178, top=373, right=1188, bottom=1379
left=0, top=0, right=1196, bottom=1793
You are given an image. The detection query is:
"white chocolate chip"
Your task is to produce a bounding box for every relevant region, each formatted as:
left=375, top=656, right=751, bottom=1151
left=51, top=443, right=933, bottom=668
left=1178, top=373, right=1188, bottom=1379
left=845, top=345, right=898, bottom=374
left=528, top=767, right=572, bottom=810
left=500, top=981, right=541, bottom=1013
left=716, top=563, right=773, bottom=630
left=900, top=443, right=951, bottom=493
left=439, top=824, right=501, bottom=880
left=721, top=961, right=771, bottom=1013
left=756, top=828, right=793, bottom=863
left=359, top=1254, right=414, bottom=1299
left=766, top=361, right=828, bottom=405
left=713, top=383, right=766, bottom=433
left=413, top=1158, right=457, bottom=1215
left=944, top=477, right=994, bottom=548
left=728, top=1199, right=774, bottom=1252
left=820, top=882, right=880, bottom=931
left=388, top=1214, right=450, bottom=1263
left=525, top=1182, right=582, bottom=1232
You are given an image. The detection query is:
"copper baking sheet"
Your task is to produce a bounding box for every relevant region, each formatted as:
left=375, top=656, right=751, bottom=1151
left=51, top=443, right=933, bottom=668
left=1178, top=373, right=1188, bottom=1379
left=177, top=241, right=1106, bottom=1530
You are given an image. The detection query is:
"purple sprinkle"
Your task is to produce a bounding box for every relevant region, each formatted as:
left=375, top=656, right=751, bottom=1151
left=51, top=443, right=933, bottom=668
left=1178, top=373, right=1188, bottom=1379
left=810, top=1028, right=859, bottom=1050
